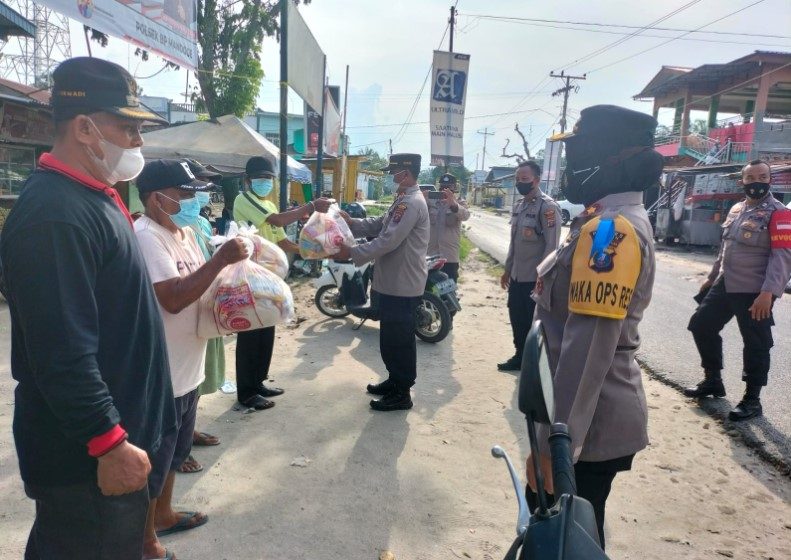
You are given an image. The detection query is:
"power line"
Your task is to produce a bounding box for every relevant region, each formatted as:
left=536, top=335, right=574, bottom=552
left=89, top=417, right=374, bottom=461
left=458, top=13, right=790, bottom=39
left=346, top=106, right=557, bottom=129
left=456, top=16, right=789, bottom=47
left=553, top=0, right=704, bottom=72
left=589, top=0, right=768, bottom=73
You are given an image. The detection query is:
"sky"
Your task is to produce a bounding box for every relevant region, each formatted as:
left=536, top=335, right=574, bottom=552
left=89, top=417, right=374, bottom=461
left=54, top=0, right=791, bottom=170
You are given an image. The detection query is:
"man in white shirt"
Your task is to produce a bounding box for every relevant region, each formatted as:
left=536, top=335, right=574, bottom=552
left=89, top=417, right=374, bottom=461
left=134, top=159, right=248, bottom=560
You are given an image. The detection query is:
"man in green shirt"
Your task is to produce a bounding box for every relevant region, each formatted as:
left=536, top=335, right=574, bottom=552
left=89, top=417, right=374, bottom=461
left=232, top=156, right=331, bottom=409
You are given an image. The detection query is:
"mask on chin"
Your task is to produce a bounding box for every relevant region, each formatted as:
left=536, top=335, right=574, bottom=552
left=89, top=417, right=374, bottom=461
left=742, top=181, right=770, bottom=200
left=86, top=120, right=145, bottom=185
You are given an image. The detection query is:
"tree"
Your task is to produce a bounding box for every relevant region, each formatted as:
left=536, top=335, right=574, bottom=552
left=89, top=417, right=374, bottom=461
left=418, top=166, right=473, bottom=193
left=357, top=148, right=390, bottom=200
left=689, top=118, right=708, bottom=135
left=501, top=123, right=531, bottom=163
left=193, top=0, right=311, bottom=119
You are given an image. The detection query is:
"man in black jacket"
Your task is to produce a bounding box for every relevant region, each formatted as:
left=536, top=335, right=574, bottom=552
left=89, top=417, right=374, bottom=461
left=0, top=57, right=176, bottom=560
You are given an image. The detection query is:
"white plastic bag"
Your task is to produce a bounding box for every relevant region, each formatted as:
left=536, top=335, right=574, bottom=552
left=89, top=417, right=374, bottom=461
left=210, top=222, right=289, bottom=279
left=237, top=223, right=289, bottom=279
left=298, top=204, right=354, bottom=259
left=197, top=246, right=294, bottom=339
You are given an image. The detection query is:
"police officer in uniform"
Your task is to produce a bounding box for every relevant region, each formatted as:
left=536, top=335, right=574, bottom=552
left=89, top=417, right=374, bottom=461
left=498, top=160, right=562, bottom=371
left=528, top=105, right=665, bottom=548
left=685, top=160, right=791, bottom=420
left=427, top=173, right=470, bottom=282
left=335, top=154, right=430, bottom=411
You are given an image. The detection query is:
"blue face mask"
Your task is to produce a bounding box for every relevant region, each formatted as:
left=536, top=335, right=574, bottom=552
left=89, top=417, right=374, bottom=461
left=195, top=191, right=211, bottom=208
left=159, top=192, right=201, bottom=228
left=250, top=178, right=274, bottom=197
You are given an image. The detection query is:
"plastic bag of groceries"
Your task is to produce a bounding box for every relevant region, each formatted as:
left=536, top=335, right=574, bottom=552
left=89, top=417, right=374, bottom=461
left=298, top=203, right=355, bottom=259
left=197, top=244, right=294, bottom=339
left=211, top=222, right=290, bottom=279
left=236, top=223, right=289, bottom=279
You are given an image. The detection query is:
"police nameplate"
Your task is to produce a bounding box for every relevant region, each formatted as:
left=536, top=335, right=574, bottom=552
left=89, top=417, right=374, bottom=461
left=568, top=215, right=641, bottom=319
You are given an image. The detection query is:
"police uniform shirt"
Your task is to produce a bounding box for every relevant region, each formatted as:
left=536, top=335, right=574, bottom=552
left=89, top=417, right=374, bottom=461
left=532, top=191, right=655, bottom=462
left=427, top=198, right=470, bottom=263
left=349, top=185, right=430, bottom=297
left=504, top=191, right=562, bottom=282
left=707, top=194, right=791, bottom=297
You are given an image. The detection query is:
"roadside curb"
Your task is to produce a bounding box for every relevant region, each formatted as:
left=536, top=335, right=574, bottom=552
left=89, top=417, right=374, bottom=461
left=637, top=357, right=791, bottom=479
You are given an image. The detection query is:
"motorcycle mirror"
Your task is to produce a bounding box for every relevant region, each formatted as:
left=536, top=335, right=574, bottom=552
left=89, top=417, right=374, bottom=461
left=518, top=321, right=555, bottom=425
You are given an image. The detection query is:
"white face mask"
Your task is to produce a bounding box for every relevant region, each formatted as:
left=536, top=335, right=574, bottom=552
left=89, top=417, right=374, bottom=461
left=86, top=119, right=145, bottom=184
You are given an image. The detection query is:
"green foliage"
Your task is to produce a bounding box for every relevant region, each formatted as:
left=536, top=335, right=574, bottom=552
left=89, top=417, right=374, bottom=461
left=690, top=119, right=709, bottom=135
left=357, top=148, right=390, bottom=201
left=418, top=166, right=473, bottom=192
left=195, top=0, right=310, bottom=119
left=365, top=205, right=386, bottom=217
left=459, top=233, right=473, bottom=262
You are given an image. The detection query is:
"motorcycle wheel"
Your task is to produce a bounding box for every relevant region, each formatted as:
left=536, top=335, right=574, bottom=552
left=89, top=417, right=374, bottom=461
left=415, top=292, right=451, bottom=343
left=315, top=285, right=350, bottom=318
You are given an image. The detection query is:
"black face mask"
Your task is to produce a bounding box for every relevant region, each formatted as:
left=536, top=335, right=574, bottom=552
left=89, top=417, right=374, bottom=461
left=743, top=181, right=770, bottom=200
left=516, top=181, right=534, bottom=196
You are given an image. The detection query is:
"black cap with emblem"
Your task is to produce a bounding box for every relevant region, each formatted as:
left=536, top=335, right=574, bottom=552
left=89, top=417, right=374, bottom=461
left=553, top=105, right=658, bottom=150
left=438, top=173, right=458, bottom=190
left=136, top=159, right=213, bottom=193
left=381, top=153, right=421, bottom=176
left=51, top=57, right=168, bottom=124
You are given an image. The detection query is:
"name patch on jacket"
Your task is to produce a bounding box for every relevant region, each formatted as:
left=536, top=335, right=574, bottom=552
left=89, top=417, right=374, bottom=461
left=769, top=208, right=791, bottom=249
left=569, top=215, right=641, bottom=319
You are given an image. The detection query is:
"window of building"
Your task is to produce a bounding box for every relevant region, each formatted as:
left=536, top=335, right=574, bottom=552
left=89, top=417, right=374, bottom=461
left=265, top=133, right=280, bottom=147
left=0, top=145, right=36, bottom=197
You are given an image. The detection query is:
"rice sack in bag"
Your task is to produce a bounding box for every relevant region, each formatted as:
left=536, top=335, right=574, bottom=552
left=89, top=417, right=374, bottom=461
left=198, top=254, right=294, bottom=338
left=237, top=224, right=290, bottom=279
left=299, top=204, right=354, bottom=259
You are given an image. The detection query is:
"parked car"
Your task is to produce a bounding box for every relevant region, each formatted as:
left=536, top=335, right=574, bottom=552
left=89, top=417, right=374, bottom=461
left=557, top=198, right=585, bottom=224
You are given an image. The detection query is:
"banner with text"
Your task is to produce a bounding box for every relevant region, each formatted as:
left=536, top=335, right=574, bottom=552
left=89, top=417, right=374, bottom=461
left=541, top=138, right=563, bottom=196
left=430, top=50, right=470, bottom=167
left=36, top=0, right=198, bottom=70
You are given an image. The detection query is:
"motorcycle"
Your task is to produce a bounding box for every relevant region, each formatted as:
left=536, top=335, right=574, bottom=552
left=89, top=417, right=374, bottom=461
left=313, top=254, right=461, bottom=343
left=492, top=321, right=609, bottom=560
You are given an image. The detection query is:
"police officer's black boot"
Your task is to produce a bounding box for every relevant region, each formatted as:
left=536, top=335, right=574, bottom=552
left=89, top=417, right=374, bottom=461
left=683, top=370, right=726, bottom=398
left=728, top=384, right=763, bottom=421
left=366, top=379, right=394, bottom=396
left=497, top=355, right=522, bottom=372
left=370, top=389, right=413, bottom=411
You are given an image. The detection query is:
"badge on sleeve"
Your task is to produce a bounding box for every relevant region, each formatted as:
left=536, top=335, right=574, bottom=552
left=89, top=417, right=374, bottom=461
left=544, top=208, right=556, bottom=228
left=769, top=208, right=791, bottom=249
left=568, top=215, right=641, bottom=319
left=393, top=203, right=408, bottom=224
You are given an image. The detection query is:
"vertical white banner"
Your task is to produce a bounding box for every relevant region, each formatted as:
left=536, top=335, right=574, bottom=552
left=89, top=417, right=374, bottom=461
left=430, top=50, right=470, bottom=167
left=541, top=139, right=563, bottom=195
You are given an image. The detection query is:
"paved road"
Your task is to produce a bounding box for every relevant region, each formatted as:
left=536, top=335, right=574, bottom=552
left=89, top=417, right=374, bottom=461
left=466, top=210, right=791, bottom=470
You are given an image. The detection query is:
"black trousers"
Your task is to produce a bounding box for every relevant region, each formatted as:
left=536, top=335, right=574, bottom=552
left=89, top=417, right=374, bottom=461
left=508, top=281, right=537, bottom=359
left=24, top=482, right=149, bottom=560
left=235, top=326, right=276, bottom=402
left=441, top=262, right=460, bottom=283
left=379, top=294, right=420, bottom=392
left=526, top=455, right=634, bottom=549
left=687, top=278, right=774, bottom=386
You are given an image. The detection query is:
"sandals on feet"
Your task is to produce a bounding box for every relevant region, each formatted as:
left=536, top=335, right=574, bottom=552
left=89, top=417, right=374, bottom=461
left=156, top=511, right=209, bottom=538
left=176, top=455, right=203, bottom=474
left=192, top=431, right=220, bottom=446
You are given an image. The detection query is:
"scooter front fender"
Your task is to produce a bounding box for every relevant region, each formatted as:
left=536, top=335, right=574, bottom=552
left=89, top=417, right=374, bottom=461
left=313, top=271, right=337, bottom=289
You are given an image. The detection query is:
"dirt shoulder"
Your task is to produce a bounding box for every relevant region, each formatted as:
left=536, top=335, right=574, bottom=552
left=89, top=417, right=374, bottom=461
left=0, top=251, right=789, bottom=559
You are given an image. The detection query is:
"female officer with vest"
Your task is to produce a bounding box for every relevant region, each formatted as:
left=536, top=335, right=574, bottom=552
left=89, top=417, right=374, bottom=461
left=527, top=105, right=665, bottom=548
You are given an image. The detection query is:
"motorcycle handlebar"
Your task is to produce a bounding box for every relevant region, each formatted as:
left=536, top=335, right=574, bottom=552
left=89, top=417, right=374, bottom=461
left=549, top=423, right=577, bottom=500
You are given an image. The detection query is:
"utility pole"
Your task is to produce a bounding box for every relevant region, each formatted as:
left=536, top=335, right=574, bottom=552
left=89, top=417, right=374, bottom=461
left=477, top=128, right=495, bottom=170
left=550, top=71, right=586, bottom=134
left=278, top=0, right=289, bottom=211
left=445, top=5, right=456, bottom=172
left=449, top=5, right=456, bottom=53
left=388, top=138, right=393, bottom=158
left=339, top=65, right=350, bottom=204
